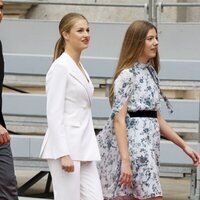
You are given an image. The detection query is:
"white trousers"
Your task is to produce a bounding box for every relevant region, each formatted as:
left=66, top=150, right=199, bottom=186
left=48, top=160, right=103, bottom=200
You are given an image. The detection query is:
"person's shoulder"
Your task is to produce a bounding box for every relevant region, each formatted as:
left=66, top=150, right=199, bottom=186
left=115, top=67, right=135, bottom=85
left=47, top=56, right=69, bottom=78
left=119, top=67, right=135, bottom=79
left=50, top=54, right=70, bottom=72
left=52, top=53, right=66, bottom=65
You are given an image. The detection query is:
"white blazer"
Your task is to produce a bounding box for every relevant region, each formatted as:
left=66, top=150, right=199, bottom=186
left=40, top=52, right=101, bottom=161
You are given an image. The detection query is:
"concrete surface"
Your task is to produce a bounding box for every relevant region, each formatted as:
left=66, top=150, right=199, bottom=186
left=16, top=170, right=191, bottom=200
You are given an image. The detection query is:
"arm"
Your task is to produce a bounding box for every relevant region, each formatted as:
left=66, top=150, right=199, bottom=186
left=46, top=64, right=74, bottom=172
left=114, top=102, right=132, bottom=187
left=158, top=111, right=200, bottom=166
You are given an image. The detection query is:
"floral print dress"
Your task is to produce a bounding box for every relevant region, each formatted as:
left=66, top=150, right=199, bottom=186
left=97, top=62, right=163, bottom=199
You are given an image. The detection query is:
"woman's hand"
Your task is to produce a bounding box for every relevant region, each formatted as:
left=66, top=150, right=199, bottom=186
left=60, top=155, right=74, bottom=172
left=0, top=125, right=10, bottom=144
left=119, top=159, right=133, bottom=187
left=183, top=145, right=200, bottom=167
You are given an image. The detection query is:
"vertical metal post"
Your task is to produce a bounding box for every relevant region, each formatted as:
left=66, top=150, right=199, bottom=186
left=148, top=0, right=153, bottom=22
left=196, top=99, right=200, bottom=198
left=189, top=168, right=196, bottom=199
left=157, top=1, right=163, bottom=24
left=144, top=3, right=149, bottom=21
left=148, top=0, right=157, bottom=26
left=154, top=0, right=158, bottom=26
left=198, top=99, right=200, bottom=144
left=195, top=169, right=200, bottom=199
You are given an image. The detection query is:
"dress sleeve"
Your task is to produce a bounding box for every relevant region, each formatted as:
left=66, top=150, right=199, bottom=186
left=111, top=68, right=135, bottom=119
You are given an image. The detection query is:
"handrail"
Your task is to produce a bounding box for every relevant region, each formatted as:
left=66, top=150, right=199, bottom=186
left=3, top=0, right=150, bottom=24
left=156, top=1, right=200, bottom=23
left=4, top=1, right=200, bottom=25
left=158, top=2, right=200, bottom=8
left=4, top=0, right=147, bottom=8
left=3, top=84, right=28, bottom=93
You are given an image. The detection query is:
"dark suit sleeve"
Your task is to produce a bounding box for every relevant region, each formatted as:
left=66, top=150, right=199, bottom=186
left=0, top=40, right=6, bottom=128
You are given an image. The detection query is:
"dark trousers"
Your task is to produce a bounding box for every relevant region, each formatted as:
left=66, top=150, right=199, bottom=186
left=0, top=143, right=18, bottom=200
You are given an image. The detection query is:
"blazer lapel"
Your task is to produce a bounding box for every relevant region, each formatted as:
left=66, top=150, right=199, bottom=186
left=62, top=53, right=93, bottom=104
left=80, top=64, right=94, bottom=102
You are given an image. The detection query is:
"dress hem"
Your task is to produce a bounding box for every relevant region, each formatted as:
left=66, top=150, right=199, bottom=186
left=104, top=194, right=163, bottom=200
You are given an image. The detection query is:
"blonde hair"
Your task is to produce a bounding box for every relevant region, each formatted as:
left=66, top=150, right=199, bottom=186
left=53, top=12, right=88, bottom=61
left=109, top=20, right=160, bottom=105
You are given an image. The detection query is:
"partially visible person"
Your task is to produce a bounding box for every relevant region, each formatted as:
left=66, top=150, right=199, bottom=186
left=40, top=13, right=103, bottom=200
left=97, top=20, right=200, bottom=200
left=0, top=0, right=18, bottom=199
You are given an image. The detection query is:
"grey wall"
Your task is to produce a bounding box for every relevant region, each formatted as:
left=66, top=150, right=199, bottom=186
left=1, top=19, right=200, bottom=60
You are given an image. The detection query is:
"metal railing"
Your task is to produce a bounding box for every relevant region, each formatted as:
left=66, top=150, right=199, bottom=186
left=4, top=0, right=150, bottom=21
left=4, top=0, right=147, bottom=8
left=156, top=1, right=200, bottom=23
left=3, top=1, right=200, bottom=24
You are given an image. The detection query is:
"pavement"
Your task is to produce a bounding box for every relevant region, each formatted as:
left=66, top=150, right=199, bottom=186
left=16, top=170, right=191, bottom=200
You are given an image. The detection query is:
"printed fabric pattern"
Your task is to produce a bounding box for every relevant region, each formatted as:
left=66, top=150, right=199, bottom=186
left=97, top=62, right=162, bottom=199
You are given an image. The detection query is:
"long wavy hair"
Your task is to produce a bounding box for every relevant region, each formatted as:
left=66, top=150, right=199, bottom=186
left=53, top=12, right=88, bottom=61
left=109, top=20, right=160, bottom=105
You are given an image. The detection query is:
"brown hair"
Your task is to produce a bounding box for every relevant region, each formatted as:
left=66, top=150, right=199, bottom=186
left=53, top=12, right=88, bottom=61
left=109, top=20, right=160, bottom=105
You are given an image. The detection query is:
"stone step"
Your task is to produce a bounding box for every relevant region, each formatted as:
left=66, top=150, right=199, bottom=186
left=3, top=86, right=200, bottom=100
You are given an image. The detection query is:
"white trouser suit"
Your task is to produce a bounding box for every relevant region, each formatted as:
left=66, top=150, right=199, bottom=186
left=40, top=53, right=103, bottom=200
left=48, top=160, right=103, bottom=200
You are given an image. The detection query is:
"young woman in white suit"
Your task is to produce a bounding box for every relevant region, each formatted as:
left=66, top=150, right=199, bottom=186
left=40, top=13, right=103, bottom=200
